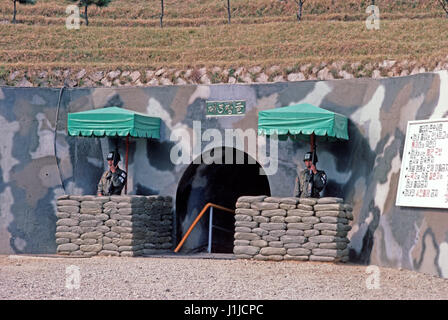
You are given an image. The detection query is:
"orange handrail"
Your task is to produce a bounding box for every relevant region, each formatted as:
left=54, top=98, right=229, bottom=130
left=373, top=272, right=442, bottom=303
left=174, top=203, right=235, bottom=253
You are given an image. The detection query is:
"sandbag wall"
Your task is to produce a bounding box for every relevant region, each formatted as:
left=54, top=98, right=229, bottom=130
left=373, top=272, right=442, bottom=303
left=55, top=195, right=173, bottom=257
left=233, top=196, right=353, bottom=262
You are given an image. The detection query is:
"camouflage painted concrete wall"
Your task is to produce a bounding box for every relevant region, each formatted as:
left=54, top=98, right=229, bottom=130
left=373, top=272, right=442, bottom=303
left=1, top=71, right=447, bottom=278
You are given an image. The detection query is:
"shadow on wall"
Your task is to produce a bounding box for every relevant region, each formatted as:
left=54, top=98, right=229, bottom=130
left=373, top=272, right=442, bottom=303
left=60, top=136, right=104, bottom=195
left=323, top=119, right=376, bottom=198
left=176, top=147, right=271, bottom=253
left=325, top=119, right=378, bottom=264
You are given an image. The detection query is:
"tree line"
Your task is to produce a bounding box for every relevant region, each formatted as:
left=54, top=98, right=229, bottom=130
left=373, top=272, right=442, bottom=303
left=10, top=0, right=448, bottom=26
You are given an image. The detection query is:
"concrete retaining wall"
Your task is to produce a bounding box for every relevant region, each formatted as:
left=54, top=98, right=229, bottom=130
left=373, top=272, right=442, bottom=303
left=55, top=195, right=173, bottom=257
left=233, top=196, right=353, bottom=262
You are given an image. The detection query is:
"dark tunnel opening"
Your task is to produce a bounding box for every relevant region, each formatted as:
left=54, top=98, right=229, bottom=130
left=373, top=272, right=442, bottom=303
left=175, top=147, right=271, bottom=253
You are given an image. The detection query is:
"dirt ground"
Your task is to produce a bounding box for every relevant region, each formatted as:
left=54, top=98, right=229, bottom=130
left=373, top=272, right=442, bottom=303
left=0, top=254, right=447, bottom=300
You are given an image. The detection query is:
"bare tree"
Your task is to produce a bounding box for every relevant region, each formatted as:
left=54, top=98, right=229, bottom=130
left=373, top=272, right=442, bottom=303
left=12, top=0, right=36, bottom=24
left=160, top=0, right=164, bottom=28
left=294, top=0, right=306, bottom=23
left=439, top=0, right=448, bottom=18
left=224, top=0, right=231, bottom=24
left=67, top=0, right=112, bottom=26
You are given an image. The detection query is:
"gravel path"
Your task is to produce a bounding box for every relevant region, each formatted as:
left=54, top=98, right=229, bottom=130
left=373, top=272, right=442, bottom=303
left=0, top=254, right=447, bottom=300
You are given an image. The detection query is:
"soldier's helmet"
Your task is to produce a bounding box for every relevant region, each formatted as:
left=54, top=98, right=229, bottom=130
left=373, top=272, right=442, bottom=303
left=303, top=151, right=318, bottom=164
left=107, top=151, right=121, bottom=166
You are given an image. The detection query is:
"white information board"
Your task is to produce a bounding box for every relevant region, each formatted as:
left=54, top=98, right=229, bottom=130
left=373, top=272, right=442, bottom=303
left=396, top=118, right=448, bottom=209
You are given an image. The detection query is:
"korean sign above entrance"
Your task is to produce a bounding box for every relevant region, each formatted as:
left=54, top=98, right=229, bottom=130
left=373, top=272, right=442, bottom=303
left=396, top=118, right=448, bottom=209
left=206, top=100, right=246, bottom=116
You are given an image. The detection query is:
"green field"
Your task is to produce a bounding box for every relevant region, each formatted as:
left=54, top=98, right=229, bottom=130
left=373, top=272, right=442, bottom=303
left=1, top=0, right=447, bottom=75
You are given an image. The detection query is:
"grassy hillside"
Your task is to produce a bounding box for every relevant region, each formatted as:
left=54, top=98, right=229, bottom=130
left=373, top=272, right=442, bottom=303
left=0, top=0, right=447, bottom=77
left=1, top=0, right=445, bottom=23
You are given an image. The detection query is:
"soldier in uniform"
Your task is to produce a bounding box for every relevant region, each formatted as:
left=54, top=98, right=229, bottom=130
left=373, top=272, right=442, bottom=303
left=97, top=151, right=127, bottom=196
left=294, top=151, right=327, bottom=198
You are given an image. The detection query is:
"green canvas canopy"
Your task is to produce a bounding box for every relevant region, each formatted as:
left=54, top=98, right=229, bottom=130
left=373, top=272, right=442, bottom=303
left=258, top=103, right=349, bottom=163
left=257, top=103, right=349, bottom=141
left=67, top=106, right=161, bottom=194
left=67, top=106, right=161, bottom=139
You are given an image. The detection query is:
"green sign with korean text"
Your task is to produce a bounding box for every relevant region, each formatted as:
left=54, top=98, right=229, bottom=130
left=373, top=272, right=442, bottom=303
left=206, top=100, right=246, bottom=116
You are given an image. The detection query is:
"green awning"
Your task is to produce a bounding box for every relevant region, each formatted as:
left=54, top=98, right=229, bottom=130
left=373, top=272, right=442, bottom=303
left=67, top=106, right=161, bottom=139
left=258, top=103, right=349, bottom=141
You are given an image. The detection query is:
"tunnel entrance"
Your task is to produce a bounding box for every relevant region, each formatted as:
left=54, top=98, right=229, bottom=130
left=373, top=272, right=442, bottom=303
left=175, top=147, right=271, bottom=253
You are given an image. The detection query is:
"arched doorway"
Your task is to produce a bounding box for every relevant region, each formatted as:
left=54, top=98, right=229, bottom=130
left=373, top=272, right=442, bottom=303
left=176, top=147, right=271, bottom=253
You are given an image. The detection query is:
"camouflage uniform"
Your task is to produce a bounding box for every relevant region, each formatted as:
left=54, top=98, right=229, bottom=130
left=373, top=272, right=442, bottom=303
left=97, top=168, right=127, bottom=196
left=294, top=169, right=327, bottom=198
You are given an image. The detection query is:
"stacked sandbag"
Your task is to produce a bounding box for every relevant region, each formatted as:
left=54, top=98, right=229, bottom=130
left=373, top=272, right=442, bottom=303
left=55, top=195, right=84, bottom=256
left=309, top=197, right=352, bottom=262
left=101, top=195, right=146, bottom=257
left=55, top=195, right=110, bottom=256
left=281, top=196, right=318, bottom=262
left=55, top=195, right=173, bottom=257
left=142, top=195, right=173, bottom=255
left=233, top=196, right=353, bottom=263
left=233, top=195, right=270, bottom=260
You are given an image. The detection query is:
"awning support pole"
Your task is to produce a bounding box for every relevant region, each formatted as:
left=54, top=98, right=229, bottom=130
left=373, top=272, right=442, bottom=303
left=310, top=132, right=315, bottom=153
left=125, top=135, right=129, bottom=194
left=310, top=132, right=317, bottom=164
